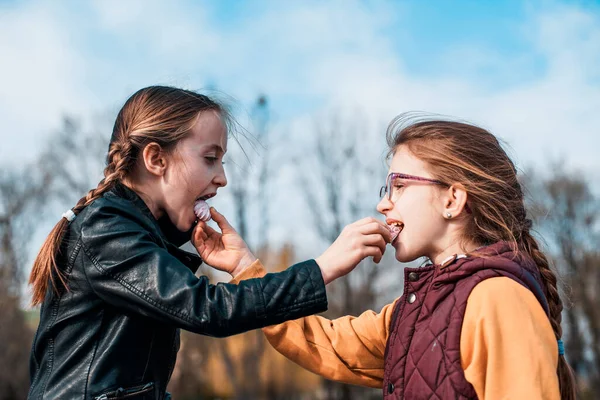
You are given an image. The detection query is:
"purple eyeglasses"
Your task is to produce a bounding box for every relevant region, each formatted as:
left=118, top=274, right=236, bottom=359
left=379, top=172, right=445, bottom=201
left=380, top=172, right=472, bottom=213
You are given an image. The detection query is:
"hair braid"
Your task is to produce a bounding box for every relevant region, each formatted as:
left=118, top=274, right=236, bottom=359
left=520, top=230, right=577, bottom=400
left=29, top=139, right=133, bottom=305
left=72, top=140, right=133, bottom=214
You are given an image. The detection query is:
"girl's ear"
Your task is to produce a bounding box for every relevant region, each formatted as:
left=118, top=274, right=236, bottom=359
left=142, top=142, right=167, bottom=177
left=442, top=184, right=469, bottom=219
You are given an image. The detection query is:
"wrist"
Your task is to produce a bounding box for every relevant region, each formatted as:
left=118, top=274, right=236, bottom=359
left=315, top=256, right=335, bottom=285
left=231, top=252, right=258, bottom=277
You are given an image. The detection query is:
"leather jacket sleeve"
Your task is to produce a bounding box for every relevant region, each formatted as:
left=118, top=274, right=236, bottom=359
left=79, top=204, right=327, bottom=337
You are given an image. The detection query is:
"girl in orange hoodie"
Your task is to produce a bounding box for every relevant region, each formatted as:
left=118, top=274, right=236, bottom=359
left=195, top=114, right=576, bottom=399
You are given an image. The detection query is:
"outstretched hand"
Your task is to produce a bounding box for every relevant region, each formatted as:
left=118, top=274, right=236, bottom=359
left=316, top=217, right=390, bottom=285
left=192, top=208, right=257, bottom=277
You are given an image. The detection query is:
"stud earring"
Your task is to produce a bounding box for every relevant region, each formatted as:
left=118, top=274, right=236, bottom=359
left=445, top=212, right=452, bottom=219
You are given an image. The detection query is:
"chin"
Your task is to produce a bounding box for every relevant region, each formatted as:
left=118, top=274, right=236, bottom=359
left=170, top=212, right=195, bottom=232
left=393, top=246, right=408, bottom=262
left=179, top=218, right=195, bottom=232
left=394, top=244, right=419, bottom=263
left=395, top=254, right=416, bottom=263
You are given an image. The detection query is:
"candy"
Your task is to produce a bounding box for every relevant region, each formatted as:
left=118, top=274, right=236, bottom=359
left=194, top=200, right=211, bottom=222
left=389, top=224, right=402, bottom=242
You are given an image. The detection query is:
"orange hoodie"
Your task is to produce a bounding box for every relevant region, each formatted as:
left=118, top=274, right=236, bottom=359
left=232, top=260, right=560, bottom=399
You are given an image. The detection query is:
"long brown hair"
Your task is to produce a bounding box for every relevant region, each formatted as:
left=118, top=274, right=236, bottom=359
left=29, top=86, right=227, bottom=306
left=386, top=113, right=576, bottom=399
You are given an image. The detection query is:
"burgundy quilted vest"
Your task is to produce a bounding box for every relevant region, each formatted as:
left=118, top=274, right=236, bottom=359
left=382, top=242, right=549, bottom=399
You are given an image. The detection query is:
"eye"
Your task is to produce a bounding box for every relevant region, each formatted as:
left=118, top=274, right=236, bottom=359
left=205, top=156, right=218, bottom=165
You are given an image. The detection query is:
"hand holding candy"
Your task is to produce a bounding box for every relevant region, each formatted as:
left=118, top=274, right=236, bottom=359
left=192, top=207, right=257, bottom=277
left=316, top=217, right=390, bottom=285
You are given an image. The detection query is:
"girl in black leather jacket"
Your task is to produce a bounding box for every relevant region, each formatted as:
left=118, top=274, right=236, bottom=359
left=27, top=86, right=390, bottom=400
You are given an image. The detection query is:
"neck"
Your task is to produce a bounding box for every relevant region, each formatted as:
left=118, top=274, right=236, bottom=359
left=121, top=178, right=164, bottom=220
left=430, top=238, right=481, bottom=265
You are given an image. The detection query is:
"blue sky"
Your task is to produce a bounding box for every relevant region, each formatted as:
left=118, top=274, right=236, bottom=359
left=1, top=0, right=599, bottom=171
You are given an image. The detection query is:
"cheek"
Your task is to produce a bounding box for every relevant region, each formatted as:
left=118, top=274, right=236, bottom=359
left=171, top=164, right=210, bottom=192
left=191, top=163, right=215, bottom=184
left=395, top=191, right=441, bottom=244
left=394, top=191, right=430, bottom=224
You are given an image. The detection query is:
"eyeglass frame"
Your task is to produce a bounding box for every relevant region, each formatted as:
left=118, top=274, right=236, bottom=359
left=379, top=172, right=446, bottom=201
left=379, top=172, right=472, bottom=214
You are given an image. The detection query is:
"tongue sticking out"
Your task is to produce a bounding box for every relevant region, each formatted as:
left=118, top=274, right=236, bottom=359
left=388, top=224, right=403, bottom=242
left=194, top=200, right=211, bottom=222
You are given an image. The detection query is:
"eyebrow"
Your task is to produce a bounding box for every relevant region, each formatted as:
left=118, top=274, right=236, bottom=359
left=205, top=144, right=225, bottom=154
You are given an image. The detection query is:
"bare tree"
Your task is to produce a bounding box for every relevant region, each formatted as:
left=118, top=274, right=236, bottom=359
left=208, top=95, right=274, bottom=399
left=0, top=164, right=53, bottom=294
left=296, top=112, right=392, bottom=400
left=0, top=114, right=109, bottom=400
left=0, top=163, right=52, bottom=400
left=525, top=167, right=600, bottom=397
left=254, top=95, right=271, bottom=251
left=40, top=116, right=108, bottom=202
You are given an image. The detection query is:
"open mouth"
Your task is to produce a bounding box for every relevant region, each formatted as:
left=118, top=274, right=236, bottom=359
left=193, top=193, right=216, bottom=222
left=196, top=193, right=216, bottom=202
left=388, top=222, right=404, bottom=243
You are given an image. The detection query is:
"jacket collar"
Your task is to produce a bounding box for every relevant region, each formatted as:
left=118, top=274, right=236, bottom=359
left=109, top=183, right=194, bottom=247
left=111, top=182, right=156, bottom=221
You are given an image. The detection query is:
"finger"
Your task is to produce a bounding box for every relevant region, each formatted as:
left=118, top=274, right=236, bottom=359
left=198, top=229, right=208, bottom=241
left=209, top=208, right=237, bottom=234
left=373, top=252, right=382, bottom=263
left=362, top=234, right=387, bottom=255
left=193, top=222, right=206, bottom=242
left=192, top=232, right=207, bottom=249
left=352, top=218, right=388, bottom=233
left=362, top=246, right=384, bottom=264
left=195, top=218, right=219, bottom=237
left=203, top=223, right=219, bottom=237
left=192, top=222, right=216, bottom=246
left=359, top=222, right=391, bottom=243
left=192, top=230, right=206, bottom=251
left=352, top=217, right=382, bottom=227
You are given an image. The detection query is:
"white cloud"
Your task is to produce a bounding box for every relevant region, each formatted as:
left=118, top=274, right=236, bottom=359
left=291, top=4, right=600, bottom=175
left=1, top=1, right=597, bottom=172
left=0, top=1, right=93, bottom=163
left=89, top=0, right=221, bottom=63
left=3, top=0, right=599, bottom=302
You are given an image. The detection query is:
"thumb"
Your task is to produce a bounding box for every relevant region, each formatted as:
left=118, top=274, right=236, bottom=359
left=210, top=207, right=236, bottom=234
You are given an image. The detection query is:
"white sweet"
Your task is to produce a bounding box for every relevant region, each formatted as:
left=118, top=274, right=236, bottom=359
left=194, top=200, right=211, bottom=222
left=389, top=224, right=402, bottom=242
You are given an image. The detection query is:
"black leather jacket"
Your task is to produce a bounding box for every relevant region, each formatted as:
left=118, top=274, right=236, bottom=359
left=28, top=184, right=327, bottom=399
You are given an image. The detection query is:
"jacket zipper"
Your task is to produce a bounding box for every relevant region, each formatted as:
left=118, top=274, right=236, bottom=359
left=94, top=382, right=154, bottom=399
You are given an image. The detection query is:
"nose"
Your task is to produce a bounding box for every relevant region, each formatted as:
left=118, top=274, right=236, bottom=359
left=376, top=196, right=393, bottom=215
left=213, top=164, right=227, bottom=188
